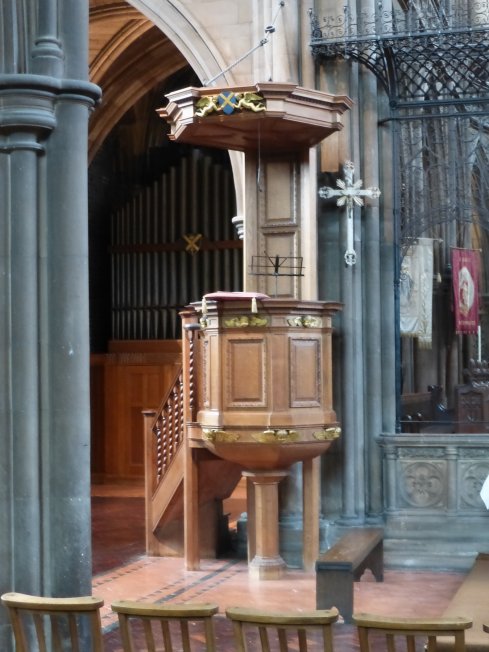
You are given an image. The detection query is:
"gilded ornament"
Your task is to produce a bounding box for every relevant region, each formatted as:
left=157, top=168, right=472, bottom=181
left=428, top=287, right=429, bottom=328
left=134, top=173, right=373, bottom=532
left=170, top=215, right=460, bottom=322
left=199, top=317, right=209, bottom=329
left=183, top=233, right=203, bottom=254
left=202, top=429, right=240, bottom=443
left=313, top=427, right=341, bottom=440
left=224, top=316, right=250, bottom=327
left=287, top=316, right=303, bottom=327
left=195, top=92, right=266, bottom=118
left=249, top=315, right=268, bottom=326
left=223, top=315, right=268, bottom=327
left=302, top=315, right=322, bottom=328
left=287, top=315, right=322, bottom=328
left=253, top=429, right=300, bottom=443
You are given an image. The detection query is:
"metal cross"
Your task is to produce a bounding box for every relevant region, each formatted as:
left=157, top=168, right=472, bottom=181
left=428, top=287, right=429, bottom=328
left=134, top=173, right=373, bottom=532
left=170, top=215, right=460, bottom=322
left=319, top=161, right=381, bottom=266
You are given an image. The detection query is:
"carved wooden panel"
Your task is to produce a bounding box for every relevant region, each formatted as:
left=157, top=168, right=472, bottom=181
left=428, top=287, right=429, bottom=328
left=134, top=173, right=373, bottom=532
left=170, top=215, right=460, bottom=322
left=289, top=337, right=321, bottom=407
left=201, top=336, right=211, bottom=409
left=90, top=341, right=182, bottom=480
left=264, top=160, right=297, bottom=225
left=455, top=385, right=489, bottom=433
left=225, top=337, right=267, bottom=407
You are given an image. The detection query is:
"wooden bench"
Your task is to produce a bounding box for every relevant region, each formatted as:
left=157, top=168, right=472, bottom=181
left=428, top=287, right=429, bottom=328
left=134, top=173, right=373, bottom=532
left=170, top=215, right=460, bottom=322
left=437, top=552, right=489, bottom=651
left=315, top=528, right=384, bottom=624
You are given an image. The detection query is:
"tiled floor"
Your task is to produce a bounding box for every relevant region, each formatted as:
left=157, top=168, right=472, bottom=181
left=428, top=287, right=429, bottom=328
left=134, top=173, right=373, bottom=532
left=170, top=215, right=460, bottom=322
left=91, top=483, right=466, bottom=651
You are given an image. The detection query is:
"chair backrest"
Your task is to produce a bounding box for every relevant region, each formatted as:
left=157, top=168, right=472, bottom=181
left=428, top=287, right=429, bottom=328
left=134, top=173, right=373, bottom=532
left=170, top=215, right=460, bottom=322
left=352, top=612, right=473, bottom=652
left=1, top=591, right=104, bottom=652
left=111, top=600, right=219, bottom=652
left=225, top=606, right=339, bottom=652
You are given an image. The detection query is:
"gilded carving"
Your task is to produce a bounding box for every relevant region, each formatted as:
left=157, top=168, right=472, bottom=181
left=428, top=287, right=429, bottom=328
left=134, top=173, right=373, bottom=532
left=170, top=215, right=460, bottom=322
left=313, top=427, right=341, bottom=441
left=253, top=429, right=300, bottom=443
left=287, top=316, right=303, bottom=327
left=195, top=91, right=266, bottom=117
left=286, top=315, right=322, bottom=328
left=199, top=317, right=209, bottom=329
left=183, top=233, right=202, bottom=254
left=250, top=315, right=268, bottom=326
left=224, top=316, right=250, bottom=327
left=303, top=316, right=322, bottom=328
left=223, top=315, right=269, bottom=328
left=202, top=429, right=240, bottom=443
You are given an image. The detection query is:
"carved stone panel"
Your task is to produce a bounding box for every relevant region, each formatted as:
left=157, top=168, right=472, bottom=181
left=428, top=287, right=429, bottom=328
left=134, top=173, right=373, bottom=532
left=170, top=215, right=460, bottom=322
left=398, top=461, right=446, bottom=508
left=459, top=461, right=489, bottom=509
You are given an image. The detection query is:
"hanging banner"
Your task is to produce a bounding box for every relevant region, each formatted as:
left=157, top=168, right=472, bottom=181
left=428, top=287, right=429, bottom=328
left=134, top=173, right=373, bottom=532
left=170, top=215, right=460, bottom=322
left=400, top=238, right=434, bottom=348
left=452, top=248, right=480, bottom=334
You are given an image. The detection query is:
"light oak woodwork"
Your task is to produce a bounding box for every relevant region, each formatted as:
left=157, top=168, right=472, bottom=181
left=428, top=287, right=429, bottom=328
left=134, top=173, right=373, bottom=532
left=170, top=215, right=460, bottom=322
left=226, top=606, right=339, bottom=652
left=111, top=601, right=218, bottom=652
left=1, top=592, right=104, bottom=652
left=353, top=613, right=472, bottom=652
left=302, top=456, right=321, bottom=571
left=90, top=340, right=182, bottom=481
left=180, top=298, right=342, bottom=577
left=243, top=470, right=289, bottom=580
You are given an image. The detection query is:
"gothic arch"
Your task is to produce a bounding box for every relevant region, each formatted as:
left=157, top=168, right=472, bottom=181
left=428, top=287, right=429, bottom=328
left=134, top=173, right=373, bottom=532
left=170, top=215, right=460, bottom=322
left=88, top=0, right=244, bottom=213
left=126, top=0, right=229, bottom=83
left=128, top=0, right=247, bottom=243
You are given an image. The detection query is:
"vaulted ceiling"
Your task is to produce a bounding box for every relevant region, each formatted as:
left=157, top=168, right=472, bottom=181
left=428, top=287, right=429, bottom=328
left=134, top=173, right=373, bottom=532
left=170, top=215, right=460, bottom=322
left=88, top=0, right=189, bottom=162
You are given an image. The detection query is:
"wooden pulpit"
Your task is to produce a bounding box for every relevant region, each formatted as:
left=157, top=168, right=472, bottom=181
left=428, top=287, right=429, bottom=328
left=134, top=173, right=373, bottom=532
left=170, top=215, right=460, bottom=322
left=181, top=294, right=341, bottom=578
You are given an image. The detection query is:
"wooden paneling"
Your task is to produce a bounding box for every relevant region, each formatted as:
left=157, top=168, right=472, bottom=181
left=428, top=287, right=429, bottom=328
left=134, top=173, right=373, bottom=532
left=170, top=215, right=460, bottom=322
left=90, top=340, right=182, bottom=481
left=289, top=337, right=321, bottom=407
left=225, top=337, right=267, bottom=407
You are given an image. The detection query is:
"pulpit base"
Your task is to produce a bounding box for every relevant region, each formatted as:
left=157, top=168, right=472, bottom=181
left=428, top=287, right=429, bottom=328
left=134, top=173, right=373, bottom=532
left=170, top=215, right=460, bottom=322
left=249, top=555, right=287, bottom=580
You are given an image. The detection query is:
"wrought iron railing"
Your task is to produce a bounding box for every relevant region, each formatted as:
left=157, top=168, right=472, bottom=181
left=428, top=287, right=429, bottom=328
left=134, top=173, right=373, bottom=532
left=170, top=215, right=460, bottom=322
left=309, top=4, right=489, bottom=112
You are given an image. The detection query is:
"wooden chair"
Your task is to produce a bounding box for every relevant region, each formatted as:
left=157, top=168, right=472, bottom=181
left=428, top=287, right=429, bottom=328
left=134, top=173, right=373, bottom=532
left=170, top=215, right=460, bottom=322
left=225, top=606, right=339, bottom=652
left=352, top=612, right=473, bottom=652
left=111, top=600, right=219, bottom=652
left=0, top=591, right=104, bottom=652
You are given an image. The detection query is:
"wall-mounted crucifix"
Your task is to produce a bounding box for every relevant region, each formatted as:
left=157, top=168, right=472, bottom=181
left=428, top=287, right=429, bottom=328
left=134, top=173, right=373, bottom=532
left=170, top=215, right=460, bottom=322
left=319, top=161, right=381, bottom=266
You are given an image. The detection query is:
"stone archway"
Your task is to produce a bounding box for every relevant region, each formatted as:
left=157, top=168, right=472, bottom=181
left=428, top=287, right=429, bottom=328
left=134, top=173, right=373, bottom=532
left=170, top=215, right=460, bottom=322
left=88, top=0, right=245, bottom=229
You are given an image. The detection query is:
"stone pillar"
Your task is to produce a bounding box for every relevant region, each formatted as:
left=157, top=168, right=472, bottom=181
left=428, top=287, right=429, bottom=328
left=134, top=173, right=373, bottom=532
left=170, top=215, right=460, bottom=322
left=361, top=65, right=384, bottom=519
left=0, top=1, right=100, bottom=649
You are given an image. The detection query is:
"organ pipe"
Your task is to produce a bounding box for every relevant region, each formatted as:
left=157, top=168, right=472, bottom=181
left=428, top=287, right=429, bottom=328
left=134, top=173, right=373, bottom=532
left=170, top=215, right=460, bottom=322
left=110, top=150, right=242, bottom=339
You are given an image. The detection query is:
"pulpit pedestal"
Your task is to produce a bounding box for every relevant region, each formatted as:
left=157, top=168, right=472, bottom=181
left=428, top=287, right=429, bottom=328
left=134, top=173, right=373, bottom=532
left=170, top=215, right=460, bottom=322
left=244, top=469, right=288, bottom=580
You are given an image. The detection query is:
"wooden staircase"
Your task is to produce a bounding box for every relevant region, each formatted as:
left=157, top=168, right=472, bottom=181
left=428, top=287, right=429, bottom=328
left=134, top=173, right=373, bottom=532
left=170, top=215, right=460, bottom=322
left=143, top=367, right=242, bottom=557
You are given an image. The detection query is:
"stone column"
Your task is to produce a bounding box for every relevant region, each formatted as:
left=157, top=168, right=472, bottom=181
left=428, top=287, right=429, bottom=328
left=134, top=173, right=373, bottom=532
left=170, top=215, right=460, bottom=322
left=0, top=1, right=100, bottom=649
left=361, top=65, right=384, bottom=519
left=43, top=88, right=99, bottom=595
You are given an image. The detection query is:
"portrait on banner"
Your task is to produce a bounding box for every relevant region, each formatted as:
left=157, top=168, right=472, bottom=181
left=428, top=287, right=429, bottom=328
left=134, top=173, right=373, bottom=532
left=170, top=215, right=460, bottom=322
left=451, top=248, right=480, bottom=334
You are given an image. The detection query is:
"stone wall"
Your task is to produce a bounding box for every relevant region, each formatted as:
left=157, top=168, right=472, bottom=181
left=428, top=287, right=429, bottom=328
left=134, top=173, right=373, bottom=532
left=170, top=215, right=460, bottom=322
left=379, top=434, right=489, bottom=570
